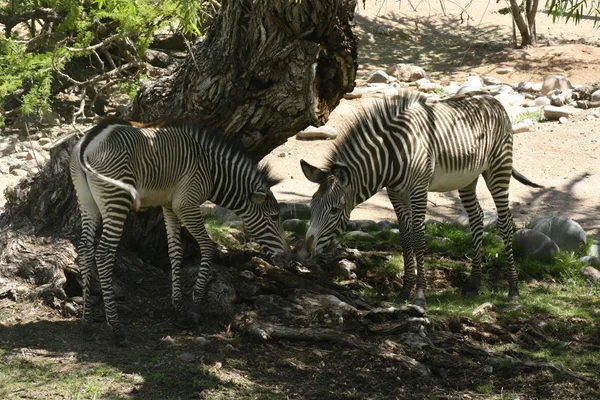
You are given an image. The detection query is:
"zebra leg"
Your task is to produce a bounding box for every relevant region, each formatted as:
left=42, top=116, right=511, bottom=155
left=485, top=173, right=520, bottom=301
left=77, top=208, right=100, bottom=340
left=410, top=192, right=428, bottom=308
left=458, top=179, right=485, bottom=297
left=95, top=208, right=128, bottom=346
left=163, top=207, right=186, bottom=325
left=387, top=190, right=415, bottom=301
left=176, top=210, right=216, bottom=327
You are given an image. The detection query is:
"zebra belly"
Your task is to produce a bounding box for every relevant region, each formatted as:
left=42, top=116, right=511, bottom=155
left=137, top=187, right=175, bottom=207
left=428, top=165, right=483, bottom=192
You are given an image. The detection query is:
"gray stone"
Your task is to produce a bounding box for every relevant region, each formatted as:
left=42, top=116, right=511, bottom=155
left=282, top=218, right=308, bottom=234
left=514, top=228, right=559, bottom=260
left=212, top=205, right=240, bottom=222
left=456, top=74, right=482, bottom=95
left=541, top=75, right=572, bottom=95
left=279, top=202, right=311, bottom=220
left=452, top=210, right=498, bottom=230
left=528, top=216, right=587, bottom=252
left=367, top=70, right=392, bottom=84
left=588, top=243, right=600, bottom=258
left=579, top=256, right=600, bottom=266
left=494, top=92, right=525, bottom=107
left=144, top=49, right=171, bottom=67
left=488, top=84, right=513, bottom=95
left=513, top=120, right=534, bottom=134
left=179, top=352, right=196, bottom=362
left=64, top=302, right=78, bottom=316
left=417, top=81, right=442, bottom=92
left=385, top=64, right=427, bottom=82
left=376, top=220, right=395, bottom=230
left=558, top=116, right=569, bottom=124
left=296, top=125, right=338, bottom=140
left=543, top=105, right=574, bottom=120
left=591, top=89, right=600, bottom=102
left=534, top=96, right=551, bottom=106
left=343, top=231, right=376, bottom=242
left=338, top=259, right=358, bottom=280
left=482, top=76, right=503, bottom=85
left=580, top=266, right=600, bottom=281
left=37, top=137, right=52, bottom=146
left=353, top=219, right=378, bottom=231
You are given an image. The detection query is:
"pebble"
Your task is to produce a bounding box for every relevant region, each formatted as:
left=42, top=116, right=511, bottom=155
left=544, top=105, right=573, bottom=120
left=179, top=352, right=196, bottom=362
left=496, top=67, right=515, bottom=74
left=534, top=97, right=551, bottom=106
left=10, top=169, right=28, bottom=177
left=580, top=266, right=600, bottom=281
left=558, top=116, right=569, bottom=124
left=579, top=256, right=600, bottom=267
left=343, top=231, right=376, bottom=242
left=591, top=89, right=600, bottom=102
left=367, top=70, right=392, bottom=84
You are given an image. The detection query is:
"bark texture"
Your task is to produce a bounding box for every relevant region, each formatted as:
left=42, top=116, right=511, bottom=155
left=126, top=0, right=358, bottom=157
left=510, top=0, right=538, bottom=47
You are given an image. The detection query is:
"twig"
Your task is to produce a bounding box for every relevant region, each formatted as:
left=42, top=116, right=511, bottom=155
left=65, top=34, right=122, bottom=53
left=72, top=87, right=86, bottom=124
left=24, top=123, right=41, bottom=170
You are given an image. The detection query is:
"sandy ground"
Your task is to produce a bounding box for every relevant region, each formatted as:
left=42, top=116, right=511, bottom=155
left=264, top=0, right=600, bottom=237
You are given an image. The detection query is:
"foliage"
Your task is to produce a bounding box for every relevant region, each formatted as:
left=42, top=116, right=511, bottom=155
left=0, top=0, right=217, bottom=126
left=511, top=108, right=545, bottom=124
left=546, top=0, right=600, bottom=26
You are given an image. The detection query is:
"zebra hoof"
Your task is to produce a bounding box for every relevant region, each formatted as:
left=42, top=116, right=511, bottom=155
left=411, top=297, right=427, bottom=310
left=507, top=292, right=521, bottom=302
left=397, top=288, right=412, bottom=302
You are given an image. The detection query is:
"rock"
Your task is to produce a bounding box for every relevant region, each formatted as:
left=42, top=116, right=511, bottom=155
left=37, top=137, right=53, bottom=146
left=534, top=96, right=551, bottom=106
left=385, top=64, right=428, bottom=82
left=212, top=205, right=240, bottom=222
left=22, top=141, right=42, bottom=151
left=343, top=231, right=376, bottom=242
left=277, top=152, right=286, bottom=157
left=456, top=74, right=482, bottom=95
left=579, top=256, right=600, bottom=267
left=517, top=81, right=537, bottom=92
left=338, top=259, right=358, bottom=280
left=548, top=89, right=573, bottom=106
left=558, top=117, right=569, bottom=124
left=494, top=92, right=525, bottom=107
left=297, top=125, right=338, bottom=140
left=528, top=216, right=587, bottom=252
left=496, top=67, right=515, bottom=74
left=541, top=75, right=572, bottom=95
left=354, top=219, right=378, bottom=231
left=472, top=302, right=494, bottom=316
left=591, top=89, right=600, bottom=102
left=487, top=84, right=513, bottom=95
left=344, top=89, right=363, bottom=100
left=417, top=81, right=442, bottom=92
left=194, top=336, right=212, bottom=346
left=367, top=70, right=392, bottom=84
left=543, top=105, right=574, bottom=120
left=482, top=76, right=503, bottom=85
left=279, top=202, right=311, bottom=220
left=588, top=243, right=600, bottom=258
left=376, top=220, right=395, bottom=230
left=14, top=152, right=29, bottom=160
left=513, top=119, right=534, bottom=134
left=514, top=228, right=559, bottom=260
left=580, top=266, right=600, bottom=281
left=64, top=302, right=78, bottom=316
left=452, top=210, right=498, bottom=230
left=282, top=219, right=308, bottom=234
left=26, top=150, right=44, bottom=163
left=224, top=220, right=244, bottom=230
left=10, top=169, right=28, bottom=177
left=144, top=49, right=171, bottom=67
left=444, top=82, right=460, bottom=95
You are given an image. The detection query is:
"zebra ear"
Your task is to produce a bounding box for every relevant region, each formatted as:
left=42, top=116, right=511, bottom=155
left=300, top=159, right=328, bottom=184
left=331, top=162, right=350, bottom=186
left=251, top=190, right=267, bottom=205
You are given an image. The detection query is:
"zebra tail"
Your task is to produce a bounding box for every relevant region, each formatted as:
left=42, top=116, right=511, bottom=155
left=512, top=168, right=543, bottom=189
left=79, top=152, right=141, bottom=211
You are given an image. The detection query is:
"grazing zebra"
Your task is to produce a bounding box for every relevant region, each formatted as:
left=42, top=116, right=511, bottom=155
left=298, top=90, right=541, bottom=307
left=70, top=118, right=289, bottom=345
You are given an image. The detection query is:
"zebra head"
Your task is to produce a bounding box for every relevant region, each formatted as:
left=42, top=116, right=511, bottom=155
left=241, top=183, right=290, bottom=266
left=298, top=159, right=352, bottom=264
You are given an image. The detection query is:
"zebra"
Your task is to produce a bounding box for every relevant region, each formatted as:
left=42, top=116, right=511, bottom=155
left=70, top=118, right=289, bottom=345
left=298, top=90, right=542, bottom=307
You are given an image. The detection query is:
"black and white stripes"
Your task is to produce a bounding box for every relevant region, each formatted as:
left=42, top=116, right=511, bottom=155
left=299, top=90, right=541, bottom=306
left=70, top=118, right=289, bottom=345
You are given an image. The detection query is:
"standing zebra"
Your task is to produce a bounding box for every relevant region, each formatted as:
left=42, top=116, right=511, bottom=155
left=298, top=90, right=541, bottom=307
left=70, top=118, right=289, bottom=345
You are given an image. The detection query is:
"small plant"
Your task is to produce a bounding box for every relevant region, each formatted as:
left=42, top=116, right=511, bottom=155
left=511, top=108, right=544, bottom=124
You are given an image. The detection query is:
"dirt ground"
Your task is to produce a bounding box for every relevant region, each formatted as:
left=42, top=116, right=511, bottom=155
left=265, top=0, right=600, bottom=237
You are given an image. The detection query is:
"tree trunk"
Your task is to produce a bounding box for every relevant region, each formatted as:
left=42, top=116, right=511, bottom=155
left=0, top=0, right=358, bottom=303
left=126, top=0, right=358, bottom=158
left=509, top=0, right=538, bottom=48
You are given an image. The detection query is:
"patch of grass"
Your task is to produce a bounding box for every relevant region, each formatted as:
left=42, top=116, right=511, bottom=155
left=376, top=254, right=404, bottom=278
left=511, top=108, right=544, bottom=124
left=516, top=249, right=587, bottom=281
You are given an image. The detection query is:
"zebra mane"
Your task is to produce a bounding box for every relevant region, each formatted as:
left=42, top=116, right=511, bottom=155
left=324, top=89, right=427, bottom=170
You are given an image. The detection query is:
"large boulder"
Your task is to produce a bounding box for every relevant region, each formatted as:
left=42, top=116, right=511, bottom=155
left=540, top=75, right=572, bottom=95
left=514, top=228, right=559, bottom=260
left=385, top=64, right=428, bottom=82
left=528, top=216, right=587, bottom=252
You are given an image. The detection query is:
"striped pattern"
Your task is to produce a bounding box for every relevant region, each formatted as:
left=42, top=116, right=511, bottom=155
left=299, top=90, right=541, bottom=306
left=70, top=118, right=289, bottom=345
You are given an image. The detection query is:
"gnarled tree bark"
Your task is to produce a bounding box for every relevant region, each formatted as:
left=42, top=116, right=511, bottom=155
left=126, top=0, right=358, bottom=157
